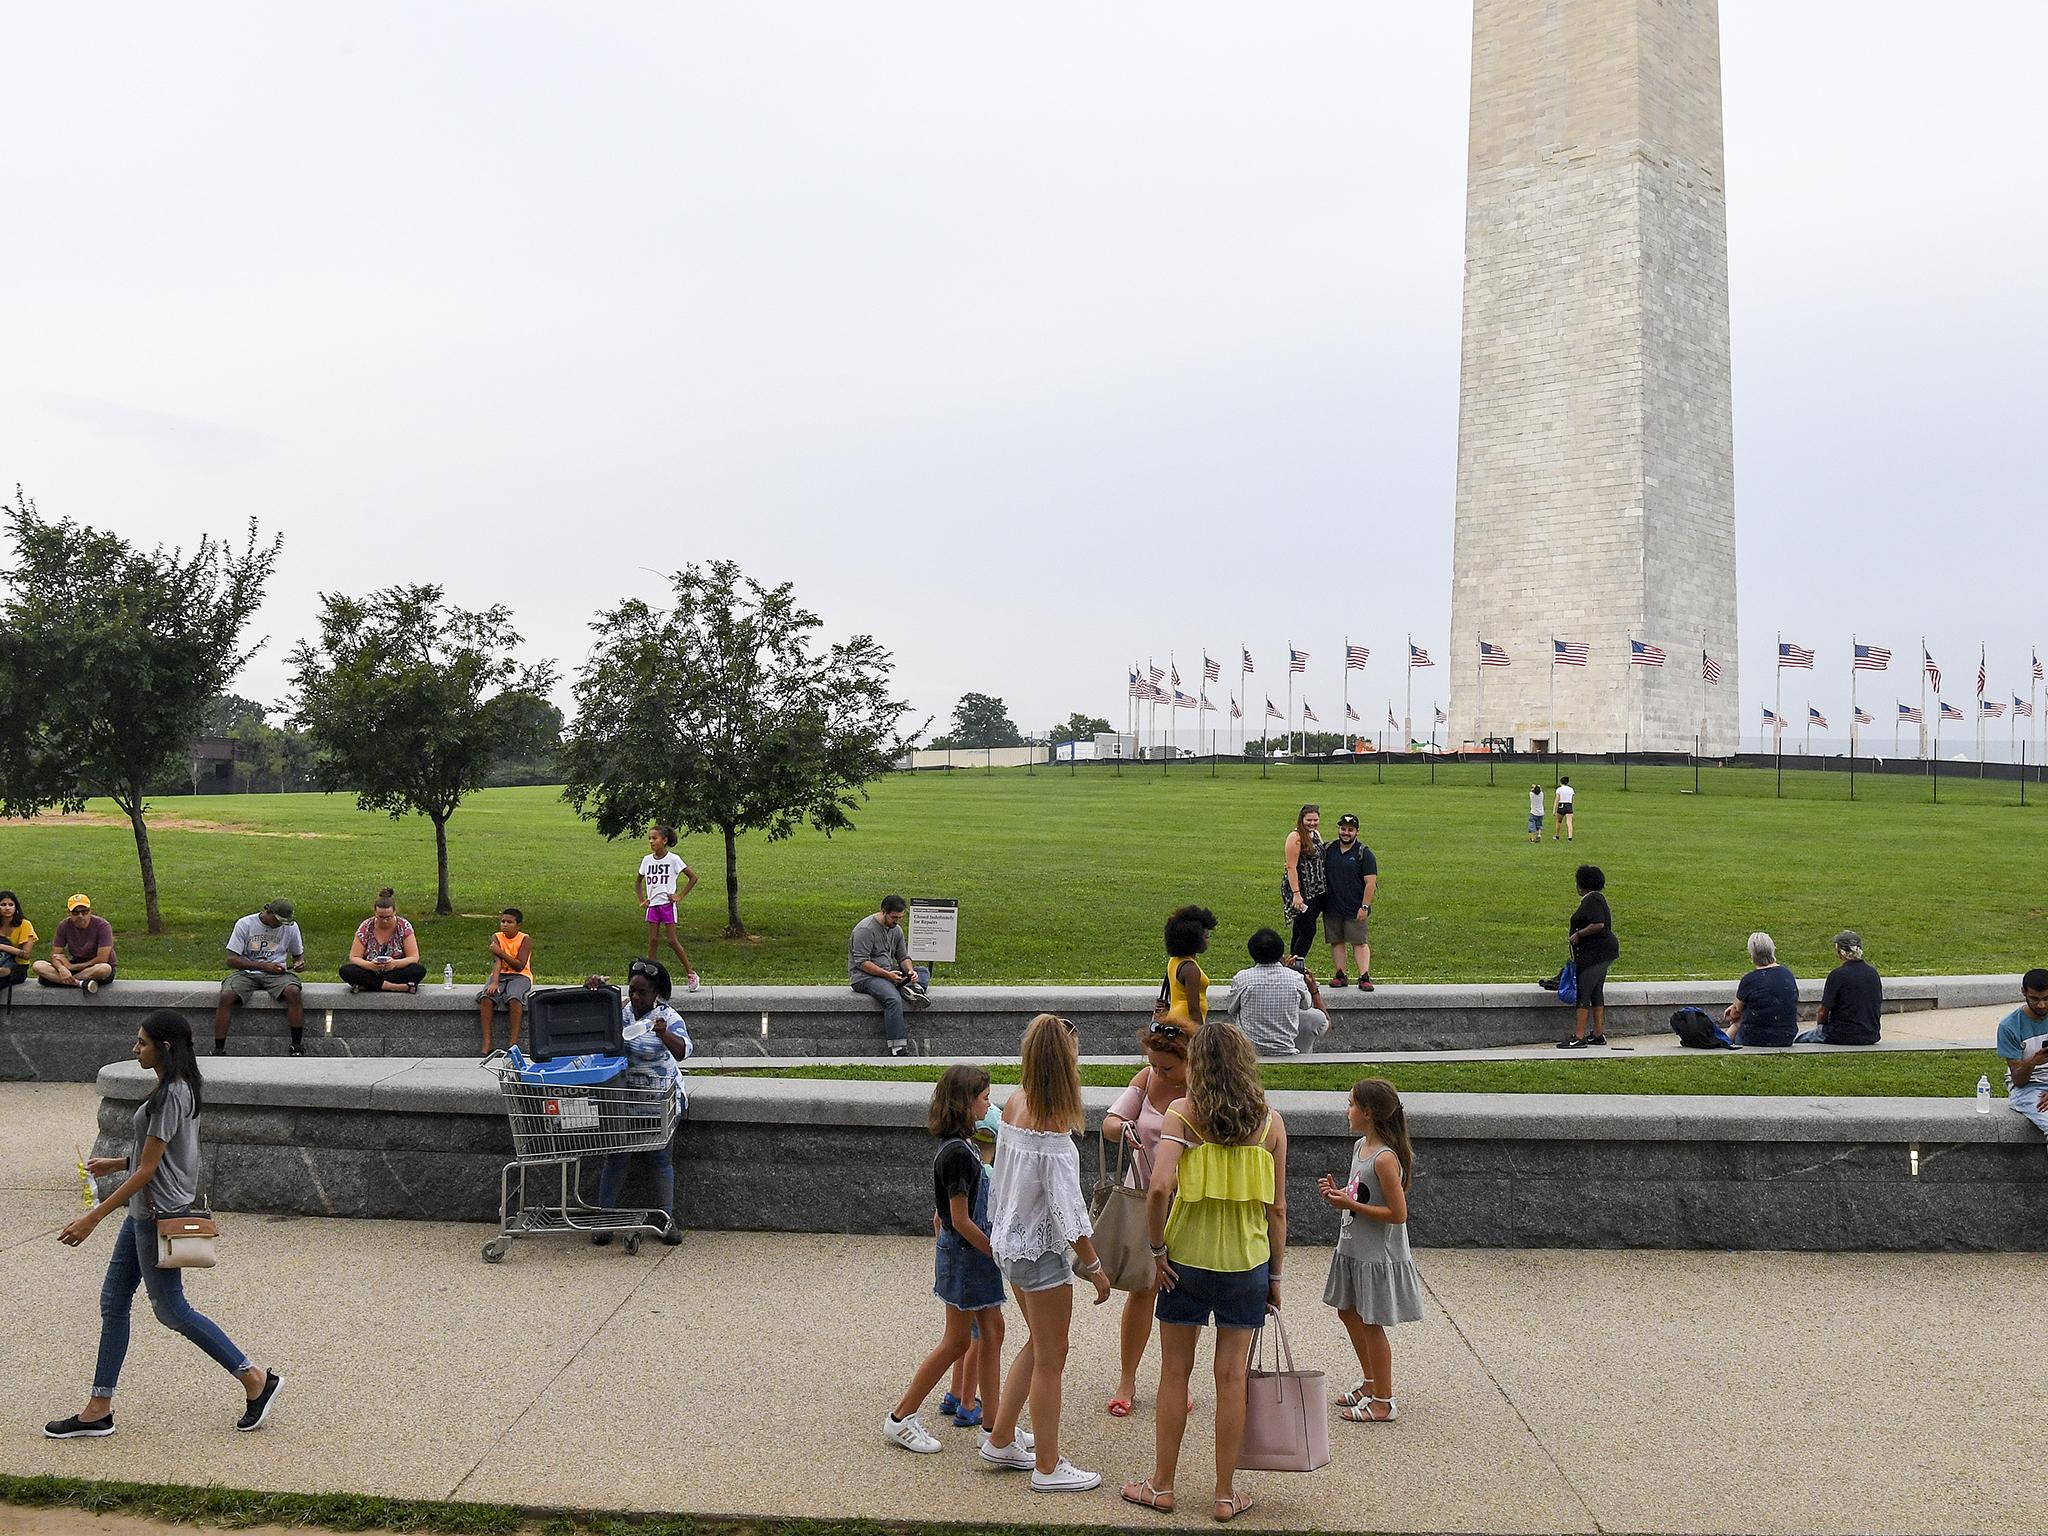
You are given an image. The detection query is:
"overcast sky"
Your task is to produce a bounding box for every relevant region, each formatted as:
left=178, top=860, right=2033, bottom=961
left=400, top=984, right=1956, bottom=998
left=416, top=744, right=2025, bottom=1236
left=6, top=2, right=2044, bottom=742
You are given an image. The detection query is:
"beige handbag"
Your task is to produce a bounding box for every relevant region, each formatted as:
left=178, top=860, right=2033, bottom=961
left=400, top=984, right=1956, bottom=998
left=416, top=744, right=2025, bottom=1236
left=1089, top=1122, right=1158, bottom=1293
left=155, top=1210, right=220, bottom=1269
left=1239, top=1307, right=1330, bottom=1472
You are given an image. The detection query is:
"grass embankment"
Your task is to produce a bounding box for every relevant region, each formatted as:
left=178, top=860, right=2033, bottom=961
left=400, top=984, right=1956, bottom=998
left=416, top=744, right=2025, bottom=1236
left=724, top=1051, right=2005, bottom=1098
left=0, top=761, right=2039, bottom=984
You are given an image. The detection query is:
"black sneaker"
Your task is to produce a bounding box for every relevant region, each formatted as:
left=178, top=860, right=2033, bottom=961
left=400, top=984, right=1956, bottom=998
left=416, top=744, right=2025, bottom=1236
left=1358, top=973, right=1375, bottom=992
left=1556, top=1036, right=1588, bottom=1049
left=288, top=1045, right=306, bottom=1058
left=44, top=1411, right=115, bottom=1439
left=1538, top=975, right=1561, bottom=991
left=661, top=1222, right=685, bottom=1246
left=1331, top=970, right=1348, bottom=989
left=235, top=1371, right=281, bottom=1432
left=213, top=1043, right=229, bottom=1057
left=591, top=1232, right=614, bottom=1246
left=1586, top=1034, right=1609, bottom=1047
left=888, top=1043, right=909, bottom=1057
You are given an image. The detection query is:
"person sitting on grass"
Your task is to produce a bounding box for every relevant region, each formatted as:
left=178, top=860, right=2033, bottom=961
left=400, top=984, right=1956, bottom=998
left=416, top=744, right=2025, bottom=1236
left=32, top=895, right=116, bottom=993
left=1723, top=931, right=1798, bottom=1048
left=339, top=888, right=426, bottom=993
left=213, top=901, right=307, bottom=1057
left=1226, top=927, right=1329, bottom=1058
left=849, top=895, right=929, bottom=1057
left=477, top=908, right=533, bottom=1054
left=1995, top=969, right=2048, bottom=1142
left=1795, top=931, right=1882, bottom=1046
left=583, top=968, right=690, bottom=1247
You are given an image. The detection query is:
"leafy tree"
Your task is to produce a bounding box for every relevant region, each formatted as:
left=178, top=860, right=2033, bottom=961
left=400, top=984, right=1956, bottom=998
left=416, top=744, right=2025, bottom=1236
left=560, top=560, right=907, bottom=939
left=1055, top=712, right=1112, bottom=743
left=0, top=490, right=280, bottom=932
left=287, top=585, right=555, bottom=915
left=202, top=693, right=271, bottom=735
left=931, top=692, right=1021, bottom=749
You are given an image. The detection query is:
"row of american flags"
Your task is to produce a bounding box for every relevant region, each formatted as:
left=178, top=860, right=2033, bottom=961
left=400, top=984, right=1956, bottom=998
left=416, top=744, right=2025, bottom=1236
left=1124, top=643, right=1449, bottom=733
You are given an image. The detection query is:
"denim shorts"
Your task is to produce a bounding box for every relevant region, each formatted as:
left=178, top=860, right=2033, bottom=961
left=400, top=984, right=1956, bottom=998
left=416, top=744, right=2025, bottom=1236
left=1156, top=1260, right=1270, bottom=1329
left=999, top=1249, right=1073, bottom=1293
left=936, top=1233, right=1006, bottom=1311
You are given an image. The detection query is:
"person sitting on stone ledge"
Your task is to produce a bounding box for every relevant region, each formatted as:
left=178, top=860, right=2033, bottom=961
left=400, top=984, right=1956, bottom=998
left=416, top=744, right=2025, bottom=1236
left=1795, top=931, right=1883, bottom=1046
left=849, top=895, right=929, bottom=1058
left=1226, top=927, right=1329, bottom=1057
left=0, top=889, right=37, bottom=999
left=1723, top=931, right=1798, bottom=1048
left=1994, top=969, right=2048, bottom=1141
left=339, top=887, right=427, bottom=993
left=214, top=900, right=308, bottom=1057
left=32, top=894, right=116, bottom=994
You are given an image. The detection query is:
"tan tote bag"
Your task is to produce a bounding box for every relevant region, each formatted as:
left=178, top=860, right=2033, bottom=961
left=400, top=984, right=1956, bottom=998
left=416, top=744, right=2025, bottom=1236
left=1088, top=1120, right=1158, bottom=1293
left=1239, top=1306, right=1330, bottom=1472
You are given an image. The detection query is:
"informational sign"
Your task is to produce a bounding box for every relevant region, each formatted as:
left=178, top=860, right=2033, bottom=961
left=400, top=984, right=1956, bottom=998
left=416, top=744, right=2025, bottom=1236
left=908, top=898, right=958, bottom=964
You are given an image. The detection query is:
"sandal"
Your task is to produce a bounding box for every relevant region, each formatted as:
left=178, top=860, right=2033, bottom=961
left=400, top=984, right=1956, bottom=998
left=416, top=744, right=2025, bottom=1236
left=1214, top=1490, right=1253, bottom=1523
left=1107, top=1397, right=1134, bottom=1418
left=1121, top=1480, right=1174, bottom=1513
left=1335, top=1380, right=1373, bottom=1409
left=1340, top=1395, right=1399, bottom=1422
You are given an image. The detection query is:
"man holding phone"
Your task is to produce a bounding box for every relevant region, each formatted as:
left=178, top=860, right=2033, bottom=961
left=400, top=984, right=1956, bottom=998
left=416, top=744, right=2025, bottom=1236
left=1995, top=969, right=2048, bottom=1140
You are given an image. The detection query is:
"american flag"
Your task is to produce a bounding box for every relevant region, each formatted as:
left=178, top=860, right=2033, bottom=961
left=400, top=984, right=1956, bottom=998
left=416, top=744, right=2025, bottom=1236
left=1289, top=648, right=1309, bottom=673
left=1853, top=643, right=1891, bottom=671
left=1478, top=640, right=1510, bottom=667
left=1924, top=649, right=1943, bottom=692
left=1702, top=651, right=1722, bottom=684
left=1808, top=706, right=1829, bottom=728
left=1435, top=704, right=1448, bottom=724
left=1983, top=699, right=2007, bottom=719
left=1553, top=639, right=1588, bottom=667
left=1762, top=707, right=1782, bottom=727
left=1172, top=688, right=1198, bottom=710
left=1265, top=697, right=1283, bottom=720
left=2035, top=651, right=2044, bottom=682
left=1345, top=644, right=1370, bottom=670
left=1897, top=704, right=1923, bottom=723
left=1170, top=662, right=1181, bottom=688
left=1143, top=679, right=1169, bottom=701
left=1409, top=643, right=1434, bottom=668
left=1127, top=667, right=1143, bottom=699
left=2016, top=696, right=2035, bottom=719
left=1779, top=642, right=1815, bottom=669
left=1241, top=647, right=1254, bottom=674
left=1230, top=697, right=1242, bottom=720
left=1387, top=708, right=1399, bottom=729
left=1149, top=664, right=1165, bottom=685
left=1199, top=690, right=1213, bottom=711
left=1203, top=655, right=1220, bottom=682
left=1345, top=703, right=1360, bottom=722
left=1854, top=706, right=1873, bottom=725
left=1301, top=701, right=1319, bottom=723
left=1978, top=645, right=1987, bottom=697
left=1630, top=639, right=1667, bottom=668
left=1940, top=701, right=1965, bottom=722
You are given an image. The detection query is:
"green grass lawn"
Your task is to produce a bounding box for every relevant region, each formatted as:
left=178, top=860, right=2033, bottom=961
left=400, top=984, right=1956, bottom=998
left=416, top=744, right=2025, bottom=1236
left=0, top=759, right=2040, bottom=985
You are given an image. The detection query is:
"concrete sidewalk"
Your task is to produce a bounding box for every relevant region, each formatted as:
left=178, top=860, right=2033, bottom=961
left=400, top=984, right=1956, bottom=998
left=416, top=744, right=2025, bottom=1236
left=3, top=1083, right=2039, bottom=1535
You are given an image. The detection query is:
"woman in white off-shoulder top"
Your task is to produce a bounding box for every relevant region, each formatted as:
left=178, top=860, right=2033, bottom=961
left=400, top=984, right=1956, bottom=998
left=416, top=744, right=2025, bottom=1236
left=979, top=1012, right=1112, bottom=1494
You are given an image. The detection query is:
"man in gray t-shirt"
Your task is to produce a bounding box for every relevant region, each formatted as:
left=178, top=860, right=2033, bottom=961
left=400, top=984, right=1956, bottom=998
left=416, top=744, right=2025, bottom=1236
left=848, top=895, right=930, bottom=1056
left=213, top=899, right=309, bottom=1058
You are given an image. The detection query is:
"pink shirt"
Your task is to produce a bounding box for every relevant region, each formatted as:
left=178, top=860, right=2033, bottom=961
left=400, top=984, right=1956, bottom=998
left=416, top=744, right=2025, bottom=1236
left=1109, top=1067, right=1175, bottom=1185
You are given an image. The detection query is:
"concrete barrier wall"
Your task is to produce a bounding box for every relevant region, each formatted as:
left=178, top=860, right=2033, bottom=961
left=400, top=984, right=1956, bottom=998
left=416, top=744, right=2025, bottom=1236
left=7, top=973, right=2010, bottom=1083
left=94, top=1059, right=2048, bottom=1251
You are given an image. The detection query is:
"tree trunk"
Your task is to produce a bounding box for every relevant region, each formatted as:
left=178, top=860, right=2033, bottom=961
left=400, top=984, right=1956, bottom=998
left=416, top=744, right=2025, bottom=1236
left=722, top=821, right=745, bottom=938
left=433, top=814, right=453, bottom=916
left=125, top=797, right=165, bottom=935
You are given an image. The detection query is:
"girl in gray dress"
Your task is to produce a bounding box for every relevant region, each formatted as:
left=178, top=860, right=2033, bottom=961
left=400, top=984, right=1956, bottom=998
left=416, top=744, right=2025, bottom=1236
left=1317, top=1078, right=1422, bottom=1424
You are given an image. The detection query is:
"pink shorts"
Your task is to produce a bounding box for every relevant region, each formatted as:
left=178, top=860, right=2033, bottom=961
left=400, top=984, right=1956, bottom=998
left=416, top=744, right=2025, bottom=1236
left=646, top=902, right=677, bottom=925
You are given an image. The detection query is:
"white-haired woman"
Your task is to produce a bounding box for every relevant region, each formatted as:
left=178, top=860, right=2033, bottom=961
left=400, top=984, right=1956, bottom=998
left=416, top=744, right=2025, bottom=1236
left=1722, top=933, right=1798, bottom=1047
left=1797, top=931, right=1883, bottom=1045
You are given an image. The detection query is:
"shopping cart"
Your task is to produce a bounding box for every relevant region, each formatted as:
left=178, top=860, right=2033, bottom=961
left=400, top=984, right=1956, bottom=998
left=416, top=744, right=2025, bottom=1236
left=480, top=1047, right=680, bottom=1262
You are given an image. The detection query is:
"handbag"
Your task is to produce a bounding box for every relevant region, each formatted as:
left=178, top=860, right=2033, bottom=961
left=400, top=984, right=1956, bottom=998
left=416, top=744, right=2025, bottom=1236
left=1239, top=1306, right=1330, bottom=1472
left=155, top=1208, right=220, bottom=1269
left=1556, top=958, right=1579, bottom=1006
left=1089, top=1122, right=1158, bottom=1293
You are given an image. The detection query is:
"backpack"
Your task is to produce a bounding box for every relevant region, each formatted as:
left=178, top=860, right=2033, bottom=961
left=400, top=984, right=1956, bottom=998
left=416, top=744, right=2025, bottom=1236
left=1670, top=1006, right=1733, bottom=1049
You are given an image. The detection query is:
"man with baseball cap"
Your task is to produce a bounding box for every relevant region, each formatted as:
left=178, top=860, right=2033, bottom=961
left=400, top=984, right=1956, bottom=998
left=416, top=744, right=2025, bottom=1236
left=1322, top=814, right=1379, bottom=990
left=1795, top=930, right=1883, bottom=1046
left=30, top=895, right=117, bottom=993
left=214, top=900, right=309, bottom=1056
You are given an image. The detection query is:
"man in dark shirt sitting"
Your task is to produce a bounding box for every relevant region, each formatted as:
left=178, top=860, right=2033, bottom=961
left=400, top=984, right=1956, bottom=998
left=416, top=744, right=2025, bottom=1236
left=1796, top=930, right=1882, bottom=1045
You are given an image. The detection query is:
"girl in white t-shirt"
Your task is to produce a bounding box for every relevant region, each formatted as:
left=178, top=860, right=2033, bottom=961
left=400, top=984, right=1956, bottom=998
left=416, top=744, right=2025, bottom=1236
left=636, top=825, right=700, bottom=991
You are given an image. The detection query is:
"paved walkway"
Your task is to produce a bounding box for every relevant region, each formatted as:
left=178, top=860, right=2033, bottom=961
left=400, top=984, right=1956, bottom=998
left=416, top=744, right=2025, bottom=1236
left=3, top=1082, right=2040, bottom=1536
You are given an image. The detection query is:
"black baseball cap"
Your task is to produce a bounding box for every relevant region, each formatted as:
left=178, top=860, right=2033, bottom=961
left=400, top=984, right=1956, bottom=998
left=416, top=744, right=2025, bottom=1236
left=1337, top=814, right=1360, bottom=828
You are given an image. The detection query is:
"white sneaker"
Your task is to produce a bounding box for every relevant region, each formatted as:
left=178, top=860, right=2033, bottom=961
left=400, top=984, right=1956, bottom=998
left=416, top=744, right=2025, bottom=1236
left=1030, top=1458, right=1101, bottom=1493
left=686, top=972, right=700, bottom=993
left=883, top=1412, right=942, bottom=1454
left=978, top=1431, right=1035, bottom=1469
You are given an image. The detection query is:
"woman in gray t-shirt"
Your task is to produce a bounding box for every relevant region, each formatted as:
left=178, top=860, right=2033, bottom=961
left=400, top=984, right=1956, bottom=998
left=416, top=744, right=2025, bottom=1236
left=44, top=1010, right=282, bottom=1439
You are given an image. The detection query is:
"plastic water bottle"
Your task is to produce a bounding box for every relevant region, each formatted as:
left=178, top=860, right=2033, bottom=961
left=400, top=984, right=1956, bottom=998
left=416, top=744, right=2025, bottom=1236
left=1977, top=1074, right=1992, bottom=1114
left=443, top=963, right=454, bottom=990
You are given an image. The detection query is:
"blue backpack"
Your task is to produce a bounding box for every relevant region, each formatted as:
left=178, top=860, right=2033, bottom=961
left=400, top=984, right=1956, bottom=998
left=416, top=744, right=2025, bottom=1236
left=1670, top=1006, right=1734, bottom=1049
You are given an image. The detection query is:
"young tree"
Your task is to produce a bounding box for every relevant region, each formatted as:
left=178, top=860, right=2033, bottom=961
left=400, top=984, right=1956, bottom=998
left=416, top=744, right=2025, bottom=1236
left=287, top=585, right=556, bottom=915
left=931, top=691, right=1022, bottom=749
left=0, top=491, right=280, bottom=933
left=560, top=560, right=908, bottom=939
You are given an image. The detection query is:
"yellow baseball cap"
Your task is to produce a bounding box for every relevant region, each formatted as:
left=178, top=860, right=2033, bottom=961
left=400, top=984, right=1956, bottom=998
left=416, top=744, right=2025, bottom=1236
left=67, top=894, right=92, bottom=912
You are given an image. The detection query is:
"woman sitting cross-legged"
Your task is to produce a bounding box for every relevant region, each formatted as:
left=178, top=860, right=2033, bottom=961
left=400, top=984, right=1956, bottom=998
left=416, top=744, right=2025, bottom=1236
left=338, top=888, right=426, bottom=993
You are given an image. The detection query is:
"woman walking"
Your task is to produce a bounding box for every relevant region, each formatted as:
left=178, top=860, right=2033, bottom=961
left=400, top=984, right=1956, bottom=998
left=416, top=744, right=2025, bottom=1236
left=1100, top=1018, right=1191, bottom=1417
left=1557, top=864, right=1619, bottom=1048
left=1281, top=805, right=1326, bottom=968
left=980, top=1013, right=1113, bottom=1493
left=45, top=1010, right=280, bottom=1438
left=339, top=888, right=427, bottom=993
left=1122, top=1021, right=1288, bottom=1523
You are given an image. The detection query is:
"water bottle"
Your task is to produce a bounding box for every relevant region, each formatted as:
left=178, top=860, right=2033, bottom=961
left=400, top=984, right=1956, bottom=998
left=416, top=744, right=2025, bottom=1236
left=1977, top=1074, right=1992, bottom=1114
left=443, top=963, right=454, bottom=990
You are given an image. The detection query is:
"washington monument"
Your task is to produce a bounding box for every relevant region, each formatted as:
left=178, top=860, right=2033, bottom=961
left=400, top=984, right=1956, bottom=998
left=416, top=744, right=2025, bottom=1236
left=1446, top=0, right=1739, bottom=753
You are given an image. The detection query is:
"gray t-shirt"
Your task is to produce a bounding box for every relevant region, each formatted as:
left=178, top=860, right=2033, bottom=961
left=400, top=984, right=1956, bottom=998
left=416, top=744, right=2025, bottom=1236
left=129, top=1078, right=201, bottom=1217
left=848, top=914, right=907, bottom=983
left=227, top=912, right=303, bottom=965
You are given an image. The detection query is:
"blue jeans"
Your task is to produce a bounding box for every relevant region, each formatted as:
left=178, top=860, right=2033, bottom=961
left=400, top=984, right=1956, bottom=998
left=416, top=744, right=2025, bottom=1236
left=597, top=1134, right=677, bottom=1220
left=2009, top=1083, right=2048, bottom=1139
left=94, top=1214, right=251, bottom=1399
left=850, top=965, right=929, bottom=1044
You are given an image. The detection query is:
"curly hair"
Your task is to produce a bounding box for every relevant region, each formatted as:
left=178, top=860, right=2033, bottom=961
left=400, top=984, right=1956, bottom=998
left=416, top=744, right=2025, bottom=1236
left=1163, top=904, right=1217, bottom=959
left=1186, top=1021, right=1267, bottom=1146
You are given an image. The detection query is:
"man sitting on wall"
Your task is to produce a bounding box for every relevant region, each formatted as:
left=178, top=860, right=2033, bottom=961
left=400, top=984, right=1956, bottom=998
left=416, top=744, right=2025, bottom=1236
left=214, top=899, right=308, bottom=1057
left=31, top=895, right=116, bottom=993
left=1996, top=969, right=2048, bottom=1143
left=848, top=895, right=930, bottom=1058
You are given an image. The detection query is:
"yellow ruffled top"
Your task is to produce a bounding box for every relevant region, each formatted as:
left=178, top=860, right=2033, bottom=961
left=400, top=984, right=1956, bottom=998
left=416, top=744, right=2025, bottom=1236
left=1161, top=1109, right=1275, bottom=1273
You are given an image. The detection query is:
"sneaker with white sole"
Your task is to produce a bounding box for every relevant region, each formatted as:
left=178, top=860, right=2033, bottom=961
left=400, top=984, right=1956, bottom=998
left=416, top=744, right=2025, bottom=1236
left=978, top=1432, right=1035, bottom=1469
left=883, top=1411, right=942, bottom=1454
left=1030, top=1458, right=1101, bottom=1493
left=686, top=972, right=700, bottom=993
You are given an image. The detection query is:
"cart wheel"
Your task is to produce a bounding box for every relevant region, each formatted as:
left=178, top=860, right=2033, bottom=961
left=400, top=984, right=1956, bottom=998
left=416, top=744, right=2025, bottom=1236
left=624, top=1234, right=642, bottom=1256
left=481, top=1240, right=508, bottom=1264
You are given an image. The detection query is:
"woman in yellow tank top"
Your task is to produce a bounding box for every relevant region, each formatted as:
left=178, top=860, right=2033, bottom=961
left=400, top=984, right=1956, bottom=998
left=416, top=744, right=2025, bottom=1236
left=1122, top=1021, right=1287, bottom=1523
left=1155, top=906, right=1216, bottom=1027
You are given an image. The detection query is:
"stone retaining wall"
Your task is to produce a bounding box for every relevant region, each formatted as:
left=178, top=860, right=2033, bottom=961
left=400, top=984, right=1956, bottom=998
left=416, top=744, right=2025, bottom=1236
left=94, top=1059, right=2048, bottom=1251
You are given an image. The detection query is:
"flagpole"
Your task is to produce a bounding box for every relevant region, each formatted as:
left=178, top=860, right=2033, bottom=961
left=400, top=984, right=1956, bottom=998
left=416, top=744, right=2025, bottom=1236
left=1404, top=636, right=1413, bottom=755
left=1918, top=636, right=1928, bottom=762
left=1343, top=638, right=1350, bottom=751
left=1979, top=643, right=1986, bottom=770
left=1774, top=632, right=1783, bottom=792
left=1699, top=629, right=1707, bottom=755
left=1850, top=635, right=1859, bottom=763
left=1547, top=638, right=1555, bottom=756
left=1285, top=646, right=1295, bottom=759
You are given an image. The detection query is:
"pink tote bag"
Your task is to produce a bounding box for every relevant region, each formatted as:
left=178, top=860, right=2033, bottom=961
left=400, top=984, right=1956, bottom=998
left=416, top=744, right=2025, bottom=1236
left=1238, top=1306, right=1330, bottom=1472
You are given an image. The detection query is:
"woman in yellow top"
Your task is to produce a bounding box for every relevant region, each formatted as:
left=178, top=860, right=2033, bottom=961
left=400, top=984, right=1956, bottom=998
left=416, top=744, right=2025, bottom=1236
left=1154, top=905, right=1216, bottom=1027
left=0, top=890, right=37, bottom=995
left=1123, top=1020, right=1288, bottom=1523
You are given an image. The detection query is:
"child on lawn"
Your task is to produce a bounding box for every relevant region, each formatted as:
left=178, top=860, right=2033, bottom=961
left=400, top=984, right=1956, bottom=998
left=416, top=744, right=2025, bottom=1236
left=637, top=826, right=700, bottom=992
left=1317, top=1078, right=1423, bottom=1423
left=884, top=1068, right=1009, bottom=1454
left=941, top=1104, right=1002, bottom=1426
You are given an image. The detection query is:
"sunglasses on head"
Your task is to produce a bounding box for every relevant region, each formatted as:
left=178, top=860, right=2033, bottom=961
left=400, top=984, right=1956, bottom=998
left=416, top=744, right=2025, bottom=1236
left=1147, top=1020, right=1186, bottom=1040
left=1055, top=1016, right=1077, bottom=1035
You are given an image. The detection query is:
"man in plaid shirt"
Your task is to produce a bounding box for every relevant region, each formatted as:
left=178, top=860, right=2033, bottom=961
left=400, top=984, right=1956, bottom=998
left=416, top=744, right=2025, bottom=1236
left=1226, top=928, right=1331, bottom=1056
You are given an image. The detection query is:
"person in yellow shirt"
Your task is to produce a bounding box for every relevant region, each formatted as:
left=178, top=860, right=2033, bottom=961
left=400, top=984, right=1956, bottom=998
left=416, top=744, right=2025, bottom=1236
left=0, top=890, right=37, bottom=998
